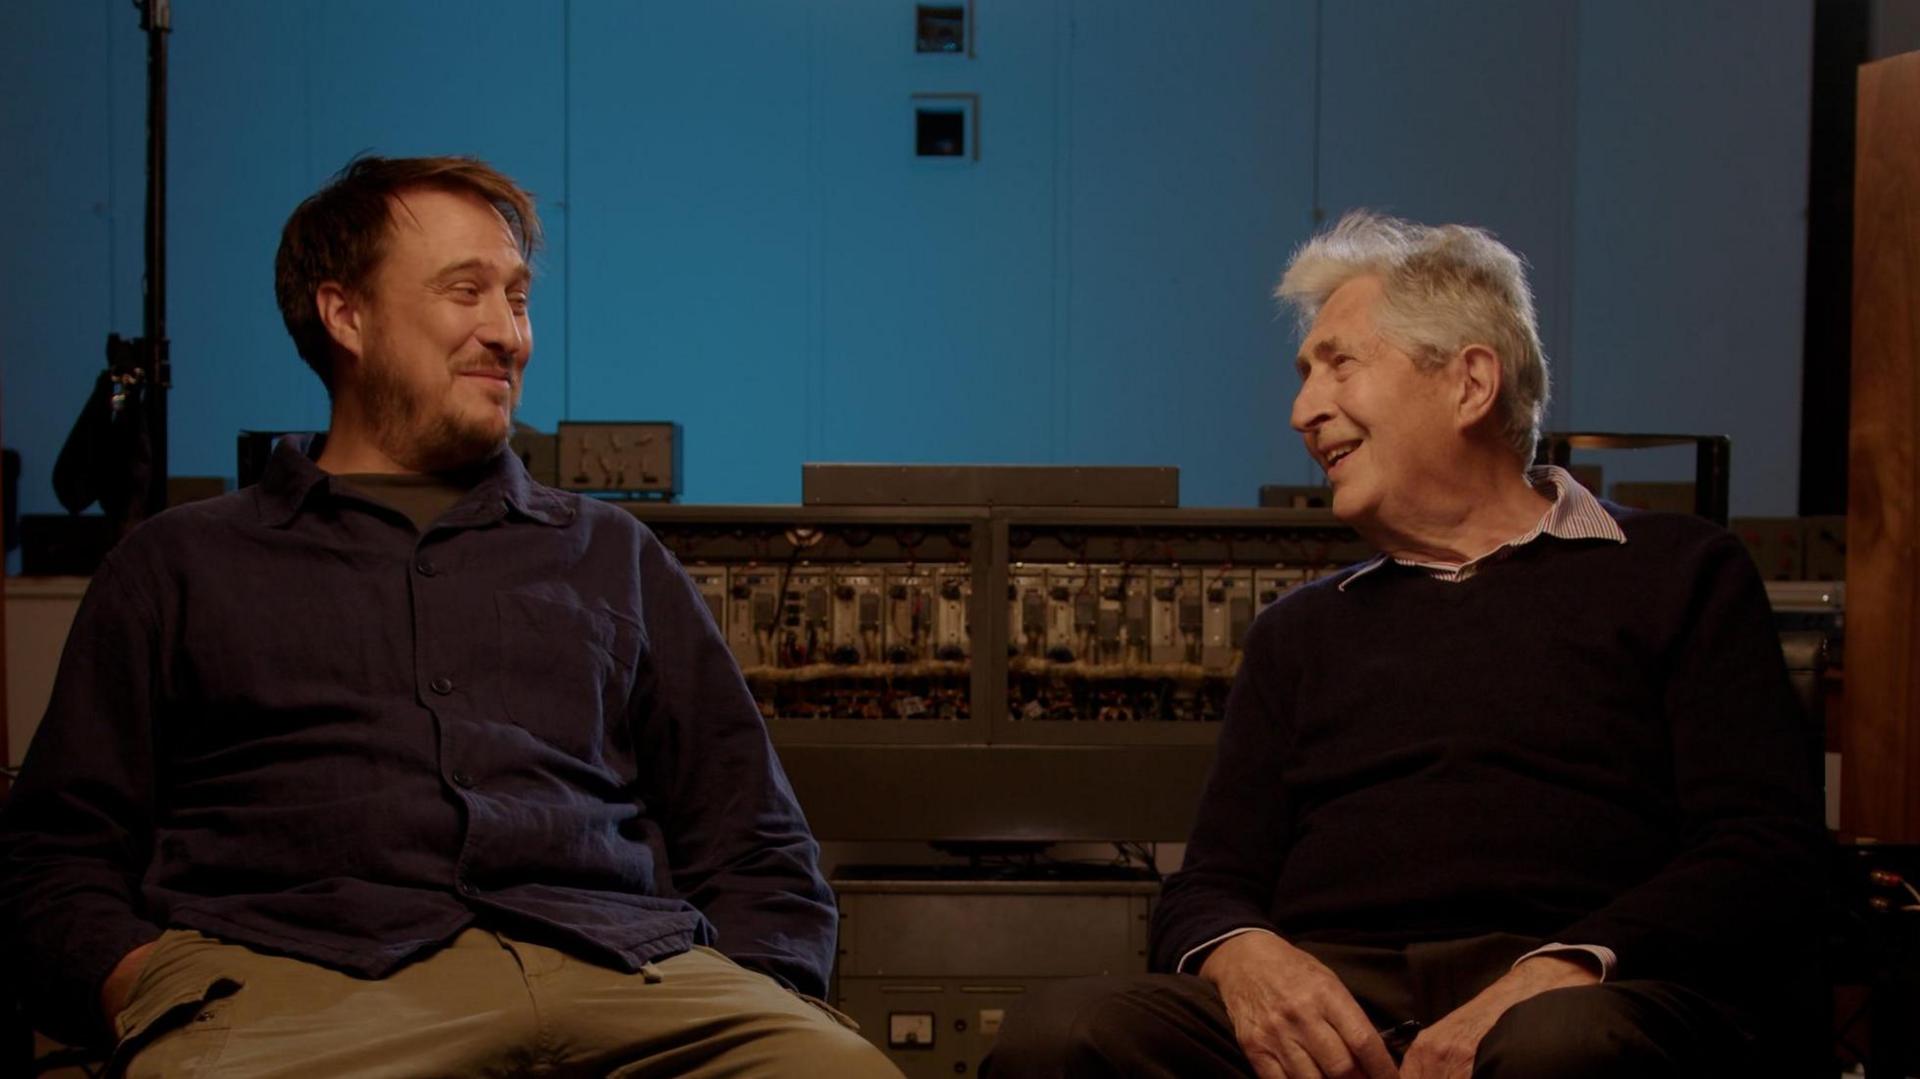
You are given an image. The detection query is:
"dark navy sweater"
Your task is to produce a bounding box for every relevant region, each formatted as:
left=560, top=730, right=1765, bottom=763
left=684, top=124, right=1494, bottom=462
left=1152, top=506, right=1823, bottom=1015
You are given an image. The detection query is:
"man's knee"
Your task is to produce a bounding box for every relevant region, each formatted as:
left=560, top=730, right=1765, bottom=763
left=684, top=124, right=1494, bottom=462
left=985, top=975, right=1231, bottom=1079
left=747, top=1019, right=901, bottom=1079
left=632, top=1004, right=898, bottom=1079
left=1474, top=986, right=1668, bottom=1079
left=987, top=977, right=1139, bottom=1074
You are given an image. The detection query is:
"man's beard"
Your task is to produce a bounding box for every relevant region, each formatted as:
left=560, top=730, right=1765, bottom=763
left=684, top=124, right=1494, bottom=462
left=357, top=350, right=514, bottom=473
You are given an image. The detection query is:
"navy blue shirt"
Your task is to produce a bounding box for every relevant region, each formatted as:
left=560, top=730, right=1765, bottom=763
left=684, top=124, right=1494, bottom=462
left=0, top=437, right=836, bottom=1045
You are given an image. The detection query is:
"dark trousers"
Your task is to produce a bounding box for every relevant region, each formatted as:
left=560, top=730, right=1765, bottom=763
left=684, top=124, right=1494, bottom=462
left=983, top=933, right=1770, bottom=1079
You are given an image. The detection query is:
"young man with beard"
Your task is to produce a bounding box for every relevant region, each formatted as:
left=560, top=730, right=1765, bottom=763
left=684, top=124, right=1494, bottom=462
left=0, top=156, right=899, bottom=1078
left=984, top=212, right=1824, bottom=1079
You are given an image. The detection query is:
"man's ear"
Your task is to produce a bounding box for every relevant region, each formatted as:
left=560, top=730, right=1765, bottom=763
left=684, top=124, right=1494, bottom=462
left=314, top=281, right=366, bottom=363
left=1455, top=344, right=1503, bottom=432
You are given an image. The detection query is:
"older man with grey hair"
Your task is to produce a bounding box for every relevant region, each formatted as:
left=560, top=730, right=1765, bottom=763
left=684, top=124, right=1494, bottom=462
left=985, top=212, right=1823, bottom=1079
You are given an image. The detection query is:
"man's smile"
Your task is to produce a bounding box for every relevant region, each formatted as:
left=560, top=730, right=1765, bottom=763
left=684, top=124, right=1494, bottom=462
left=1317, top=439, right=1361, bottom=476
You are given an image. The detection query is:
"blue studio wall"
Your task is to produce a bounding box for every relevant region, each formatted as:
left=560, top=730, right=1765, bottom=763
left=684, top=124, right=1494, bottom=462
left=2, top=0, right=1812, bottom=537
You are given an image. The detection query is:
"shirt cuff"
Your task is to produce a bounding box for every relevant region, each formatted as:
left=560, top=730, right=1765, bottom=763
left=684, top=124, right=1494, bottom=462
left=1513, top=942, right=1615, bottom=980
left=1176, top=926, right=1281, bottom=974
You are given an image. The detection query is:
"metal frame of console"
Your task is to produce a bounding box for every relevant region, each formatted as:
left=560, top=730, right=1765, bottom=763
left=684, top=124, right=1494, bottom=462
left=618, top=501, right=1370, bottom=842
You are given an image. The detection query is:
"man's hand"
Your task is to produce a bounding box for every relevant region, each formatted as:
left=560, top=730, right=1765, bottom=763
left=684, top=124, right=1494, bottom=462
left=99, top=940, right=159, bottom=1021
left=1199, top=931, right=1399, bottom=1079
left=1398, top=954, right=1599, bottom=1079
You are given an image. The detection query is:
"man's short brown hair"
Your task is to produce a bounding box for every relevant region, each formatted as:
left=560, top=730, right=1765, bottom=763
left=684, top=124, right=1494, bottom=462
left=274, top=155, right=542, bottom=391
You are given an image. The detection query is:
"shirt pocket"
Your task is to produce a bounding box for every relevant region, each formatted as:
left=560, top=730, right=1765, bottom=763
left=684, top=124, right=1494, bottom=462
left=493, top=591, right=638, bottom=762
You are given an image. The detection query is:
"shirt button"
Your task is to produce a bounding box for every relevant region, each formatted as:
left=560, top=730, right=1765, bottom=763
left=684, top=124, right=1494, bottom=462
left=415, top=558, right=437, bottom=576
left=451, top=770, right=474, bottom=789
left=430, top=676, right=454, bottom=695
left=456, top=880, right=476, bottom=896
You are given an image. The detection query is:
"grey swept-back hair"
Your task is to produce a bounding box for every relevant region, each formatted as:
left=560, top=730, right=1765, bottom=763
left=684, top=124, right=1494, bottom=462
left=1276, top=210, right=1550, bottom=463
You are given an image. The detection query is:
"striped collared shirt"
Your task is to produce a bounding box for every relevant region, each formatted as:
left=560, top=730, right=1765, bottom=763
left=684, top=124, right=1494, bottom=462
left=1338, top=464, right=1626, bottom=591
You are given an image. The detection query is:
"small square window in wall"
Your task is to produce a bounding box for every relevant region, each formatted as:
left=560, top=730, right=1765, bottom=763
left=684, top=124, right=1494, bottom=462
left=912, top=93, right=978, bottom=161
left=915, top=3, right=970, bottom=55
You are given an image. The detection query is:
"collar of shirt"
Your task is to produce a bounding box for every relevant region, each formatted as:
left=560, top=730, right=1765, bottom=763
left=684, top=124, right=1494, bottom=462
left=1337, top=465, right=1626, bottom=591
left=254, top=432, right=574, bottom=530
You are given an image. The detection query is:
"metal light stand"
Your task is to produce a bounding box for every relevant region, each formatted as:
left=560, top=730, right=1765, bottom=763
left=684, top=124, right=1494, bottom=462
left=66, top=0, right=173, bottom=535
left=107, top=0, right=174, bottom=526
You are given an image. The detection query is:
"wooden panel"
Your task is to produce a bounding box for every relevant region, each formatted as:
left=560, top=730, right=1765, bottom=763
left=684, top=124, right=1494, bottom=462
left=1843, top=50, right=1920, bottom=841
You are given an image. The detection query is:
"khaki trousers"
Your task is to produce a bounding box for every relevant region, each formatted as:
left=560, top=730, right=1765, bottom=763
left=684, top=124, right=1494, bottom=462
left=111, top=928, right=902, bottom=1078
